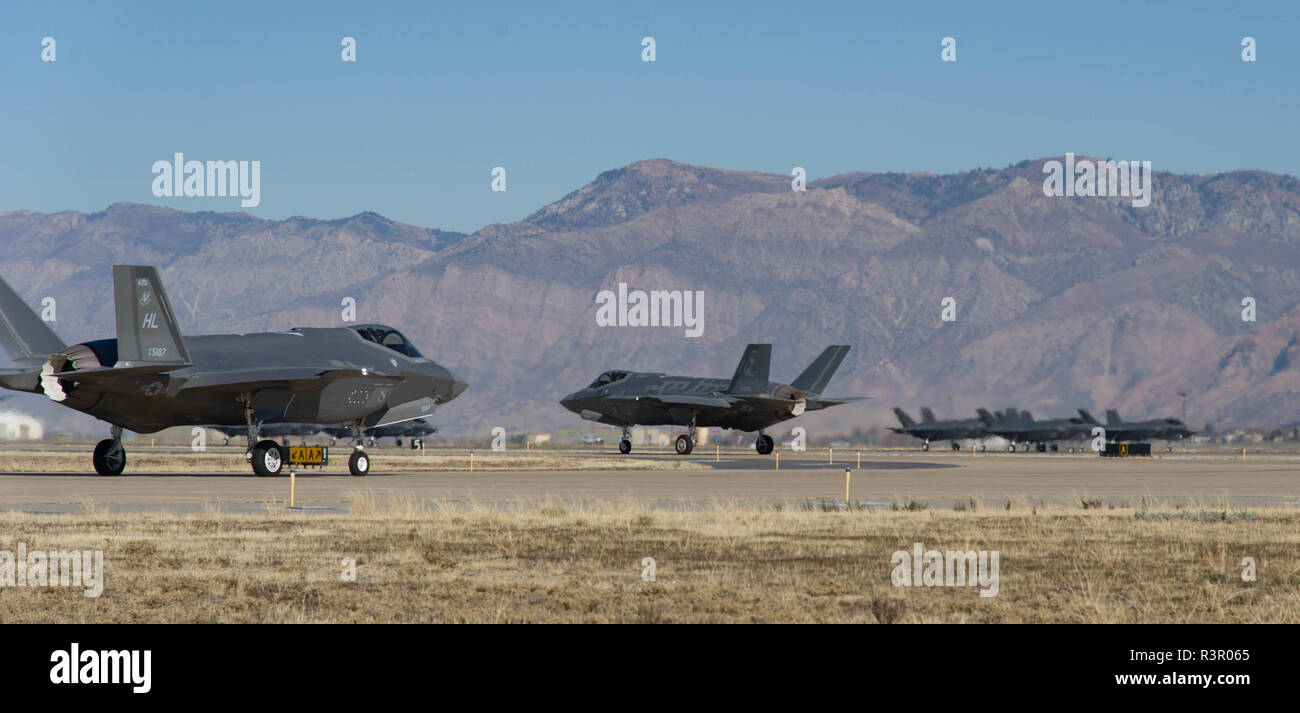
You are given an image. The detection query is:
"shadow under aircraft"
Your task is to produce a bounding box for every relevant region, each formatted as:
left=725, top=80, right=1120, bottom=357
left=560, top=344, right=862, bottom=455
left=0, top=266, right=466, bottom=477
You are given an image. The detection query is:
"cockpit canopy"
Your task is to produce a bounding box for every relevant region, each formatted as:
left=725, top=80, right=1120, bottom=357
left=588, top=370, right=629, bottom=388
left=351, top=325, right=423, bottom=358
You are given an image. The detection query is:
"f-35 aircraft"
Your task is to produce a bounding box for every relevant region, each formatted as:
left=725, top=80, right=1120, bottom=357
left=978, top=408, right=1088, bottom=452
left=0, top=266, right=466, bottom=476
left=322, top=417, right=438, bottom=447
left=214, top=417, right=439, bottom=447
left=560, top=344, right=859, bottom=455
left=890, top=408, right=987, bottom=451
left=1077, top=409, right=1196, bottom=450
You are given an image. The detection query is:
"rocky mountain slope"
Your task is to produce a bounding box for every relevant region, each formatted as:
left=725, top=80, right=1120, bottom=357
left=2, top=157, right=1297, bottom=439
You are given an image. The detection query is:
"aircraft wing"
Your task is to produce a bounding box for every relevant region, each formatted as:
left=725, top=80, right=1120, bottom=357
left=179, top=367, right=405, bottom=392
left=608, top=394, right=735, bottom=409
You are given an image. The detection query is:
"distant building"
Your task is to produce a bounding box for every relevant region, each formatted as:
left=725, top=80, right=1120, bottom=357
left=0, top=411, right=43, bottom=440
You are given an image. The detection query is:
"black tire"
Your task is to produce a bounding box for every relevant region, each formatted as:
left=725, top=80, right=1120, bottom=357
left=755, top=434, right=774, bottom=455
left=396, top=438, right=402, bottom=448
left=349, top=449, right=370, bottom=476
left=251, top=439, right=285, bottom=477
left=1007, top=444, right=1016, bottom=453
left=1068, top=446, right=1076, bottom=454
left=979, top=444, right=987, bottom=453
left=675, top=434, right=694, bottom=455
left=951, top=441, right=961, bottom=451
left=921, top=442, right=930, bottom=452
left=618, top=439, right=632, bottom=454
left=92, top=438, right=126, bottom=476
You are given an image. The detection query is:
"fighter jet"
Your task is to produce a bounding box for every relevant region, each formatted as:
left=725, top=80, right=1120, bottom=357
left=0, top=266, right=466, bottom=476
left=890, top=408, right=988, bottom=451
left=978, top=408, right=1088, bottom=452
left=322, top=417, right=438, bottom=447
left=560, top=344, right=859, bottom=455
left=1076, top=409, right=1196, bottom=451
left=211, top=422, right=324, bottom=447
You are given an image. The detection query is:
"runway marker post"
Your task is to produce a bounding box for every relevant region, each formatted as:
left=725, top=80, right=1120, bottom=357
left=857, top=451, right=861, bottom=468
left=470, top=452, right=475, bottom=472
left=775, top=452, right=780, bottom=470
left=829, top=448, right=833, bottom=465
left=844, top=467, right=851, bottom=505
left=715, top=445, right=719, bottom=461
left=289, top=466, right=296, bottom=509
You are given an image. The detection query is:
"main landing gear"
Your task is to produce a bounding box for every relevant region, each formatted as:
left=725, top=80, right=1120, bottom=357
left=92, top=425, right=126, bottom=476
left=618, top=425, right=632, bottom=454
left=755, top=432, right=774, bottom=455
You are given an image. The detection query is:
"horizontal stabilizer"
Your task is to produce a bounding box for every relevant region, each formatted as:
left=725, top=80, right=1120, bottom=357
left=0, top=274, right=65, bottom=362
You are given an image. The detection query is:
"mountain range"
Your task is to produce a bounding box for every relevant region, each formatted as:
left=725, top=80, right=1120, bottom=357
left=2, top=156, right=1297, bottom=439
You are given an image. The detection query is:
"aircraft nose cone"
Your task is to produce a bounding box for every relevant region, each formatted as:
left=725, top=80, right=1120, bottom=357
left=437, top=368, right=468, bottom=402
left=560, top=393, right=581, bottom=413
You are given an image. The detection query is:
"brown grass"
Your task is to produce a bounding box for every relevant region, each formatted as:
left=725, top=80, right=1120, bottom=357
left=0, top=446, right=696, bottom=473
left=0, top=499, right=1296, bottom=623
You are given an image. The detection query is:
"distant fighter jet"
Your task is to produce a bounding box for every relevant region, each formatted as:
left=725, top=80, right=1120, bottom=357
left=978, top=408, right=1088, bottom=452
left=211, top=422, right=324, bottom=446
left=1077, top=409, right=1195, bottom=451
left=560, top=344, right=860, bottom=455
left=322, top=417, right=438, bottom=447
left=890, top=408, right=987, bottom=451
left=0, top=266, right=466, bottom=476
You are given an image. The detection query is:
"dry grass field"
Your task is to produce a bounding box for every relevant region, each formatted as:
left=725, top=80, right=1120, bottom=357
left=1, top=496, right=1296, bottom=623
left=0, top=446, right=697, bottom=474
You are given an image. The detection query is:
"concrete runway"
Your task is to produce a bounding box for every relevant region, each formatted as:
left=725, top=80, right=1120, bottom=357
left=1, top=449, right=1297, bottom=512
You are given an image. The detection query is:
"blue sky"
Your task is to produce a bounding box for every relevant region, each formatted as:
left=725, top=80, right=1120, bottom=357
left=1, top=0, right=1295, bottom=233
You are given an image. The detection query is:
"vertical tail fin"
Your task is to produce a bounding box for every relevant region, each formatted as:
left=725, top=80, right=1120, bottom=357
left=726, top=343, right=771, bottom=395
left=1077, top=409, right=1099, bottom=425
left=0, top=273, right=65, bottom=362
left=920, top=407, right=937, bottom=424
left=893, top=408, right=917, bottom=428
left=976, top=408, right=994, bottom=425
left=113, top=265, right=191, bottom=365
left=1105, top=409, right=1121, bottom=426
left=791, top=345, right=850, bottom=394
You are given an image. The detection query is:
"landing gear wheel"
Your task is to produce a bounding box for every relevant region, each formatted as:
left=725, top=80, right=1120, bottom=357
left=251, top=439, right=285, bottom=477
left=618, top=439, right=632, bottom=454
left=92, top=439, right=126, bottom=476
left=1007, top=444, right=1016, bottom=453
left=396, top=438, right=403, bottom=448
left=675, top=434, right=694, bottom=455
left=1068, top=446, right=1076, bottom=454
left=1021, top=443, right=1031, bottom=453
left=1050, top=444, right=1059, bottom=452
left=922, top=442, right=930, bottom=452
left=951, top=442, right=961, bottom=451
left=349, top=449, right=370, bottom=476
left=755, top=434, right=775, bottom=455
left=1165, top=445, right=1172, bottom=453
left=979, top=444, right=987, bottom=452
